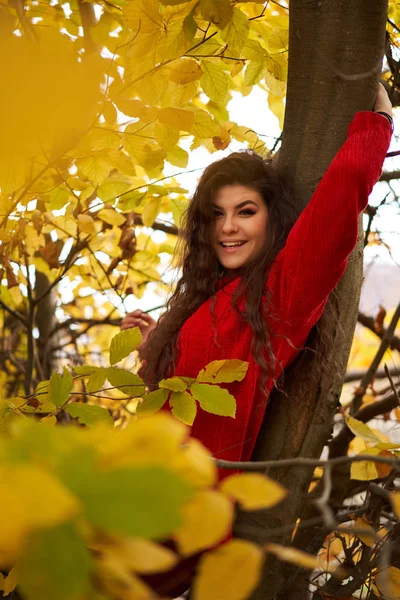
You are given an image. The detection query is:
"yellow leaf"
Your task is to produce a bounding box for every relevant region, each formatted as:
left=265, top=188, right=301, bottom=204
left=268, top=92, right=285, bottom=129
left=40, top=415, right=57, bottom=426
left=192, top=539, right=263, bottom=600
left=0, top=466, right=79, bottom=564
left=78, top=155, right=112, bottom=185
left=354, top=517, right=376, bottom=547
left=244, top=61, right=265, bottom=87
left=3, top=567, right=16, bottom=596
left=175, top=490, right=233, bottom=556
left=350, top=449, right=380, bottom=481
left=167, top=145, right=189, bottom=168
left=175, top=437, right=217, bottom=487
left=158, top=107, right=195, bottom=132
left=220, top=473, right=287, bottom=510
left=346, top=415, right=382, bottom=444
left=197, top=359, right=248, bottom=384
left=390, top=491, right=400, bottom=519
left=264, top=54, right=287, bottom=96
left=123, top=0, right=161, bottom=36
left=264, top=543, right=335, bottom=572
left=141, top=196, right=162, bottom=227
left=0, top=156, right=27, bottom=195
left=201, top=61, right=230, bottom=103
left=221, top=8, right=249, bottom=51
left=376, top=566, right=400, bottom=600
left=154, top=122, right=179, bottom=150
left=266, top=27, right=289, bottom=53
left=190, top=108, right=220, bottom=138
left=199, top=0, right=233, bottom=29
left=242, top=39, right=266, bottom=61
left=78, top=214, right=96, bottom=234
left=115, top=537, right=178, bottom=574
left=98, top=209, right=126, bottom=227
left=168, top=58, right=203, bottom=85
left=13, top=466, right=80, bottom=528
left=99, top=413, right=188, bottom=470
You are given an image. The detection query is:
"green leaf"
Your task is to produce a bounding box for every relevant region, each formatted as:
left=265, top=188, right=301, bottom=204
left=136, top=388, right=169, bottom=416
left=183, top=9, right=197, bottom=40
left=242, top=39, right=267, bottom=62
left=169, top=196, right=188, bottom=228
left=170, top=391, right=197, bottom=426
left=160, top=377, right=188, bottom=392
left=244, top=61, right=266, bottom=87
left=118, top=190, right=147, bottom=212
left=109, top=327, right=142, bottom=365
left=86, top=367, right=107, bottom=393
left=49, top=368, right=73, bottom=407
left=106, top=366, right=146, bottom=397
left=74, top=366, right=98, bottom=377
left=197, top=360, right=248, bottom=384
left=200, top=61, right=230, bottom=103
left=17, top=523, right=91, bottom=600
left=97, top=181, right=131, bottom=203
left=65, top=403, right=113, bottom=428
left=191, top=383, right=236, bottom=417
left=199, top=0, right=233, bottom=29
left=35, top=379, right=50, bottom=402
left=220, top=8, right=249, bottom=52
left=67, top=464, right=193, bottom=539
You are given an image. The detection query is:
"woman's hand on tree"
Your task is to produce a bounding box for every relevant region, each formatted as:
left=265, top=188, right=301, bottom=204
left=373, top=82, right=393, bottom=117
left=120, top=309, right=157, bottom=347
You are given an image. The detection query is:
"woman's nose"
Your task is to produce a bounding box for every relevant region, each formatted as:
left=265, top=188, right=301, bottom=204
left=221, top=215, right=239, bottom=233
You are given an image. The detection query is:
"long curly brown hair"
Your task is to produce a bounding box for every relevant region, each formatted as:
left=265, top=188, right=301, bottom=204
left=140, top=150, right=300, bottom=394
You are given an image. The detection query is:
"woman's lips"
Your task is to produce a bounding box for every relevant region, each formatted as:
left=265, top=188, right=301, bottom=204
left=220, top=242, right=247, bottom=253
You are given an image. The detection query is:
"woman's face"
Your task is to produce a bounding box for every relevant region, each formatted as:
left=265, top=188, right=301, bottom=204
left=212, top=184, right=268, bottom=274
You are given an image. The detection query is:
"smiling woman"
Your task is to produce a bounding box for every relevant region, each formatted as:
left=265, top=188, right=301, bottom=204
left=125, top=86, right=393, bottom=483
left=213, top=186, right=269, bottom=274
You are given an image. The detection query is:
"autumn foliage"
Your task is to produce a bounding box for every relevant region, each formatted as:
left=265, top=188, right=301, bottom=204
left=0, top=0, right=400, bottom=599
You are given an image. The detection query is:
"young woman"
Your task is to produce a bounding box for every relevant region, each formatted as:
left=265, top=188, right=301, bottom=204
left=121, top=84, right=393, bottom=475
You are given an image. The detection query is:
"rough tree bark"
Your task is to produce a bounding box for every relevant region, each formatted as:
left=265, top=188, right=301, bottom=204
left=233, top=2, right=389, bottom=599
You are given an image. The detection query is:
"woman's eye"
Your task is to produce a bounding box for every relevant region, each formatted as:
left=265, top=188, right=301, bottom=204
left=240, top=209, right=255, bottom=216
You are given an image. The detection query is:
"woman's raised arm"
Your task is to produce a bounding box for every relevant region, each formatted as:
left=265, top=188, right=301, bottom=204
left=271, top=85, right=393, bottom=329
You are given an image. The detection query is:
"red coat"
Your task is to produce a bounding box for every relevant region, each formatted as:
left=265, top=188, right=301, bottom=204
left=171, top=112, right=391, bottom=477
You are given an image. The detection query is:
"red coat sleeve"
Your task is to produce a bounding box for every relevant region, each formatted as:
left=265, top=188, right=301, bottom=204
left=270, top=111, right=392, bottom=328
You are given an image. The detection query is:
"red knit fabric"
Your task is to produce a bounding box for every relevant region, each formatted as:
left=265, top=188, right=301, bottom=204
left=171, top=112, right=391, bottom=479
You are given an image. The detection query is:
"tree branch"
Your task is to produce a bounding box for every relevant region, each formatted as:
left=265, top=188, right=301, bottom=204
left=358, top=311, right=400, bottom=352
left=351, top=302, right=400, bottom=414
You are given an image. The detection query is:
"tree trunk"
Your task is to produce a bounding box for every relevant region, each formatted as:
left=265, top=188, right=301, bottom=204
left=233, top=2, right=389, bottom=598
left=35, top=271, right=59, bottom=380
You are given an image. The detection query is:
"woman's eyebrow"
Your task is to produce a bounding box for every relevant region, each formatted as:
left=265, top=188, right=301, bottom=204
left=212, top=200, right=259, bottom=209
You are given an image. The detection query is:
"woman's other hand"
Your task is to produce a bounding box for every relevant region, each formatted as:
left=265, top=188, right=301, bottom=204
left=120, top=309, right=157, bottom=347
left=373, top=82, right=393, bottom=117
